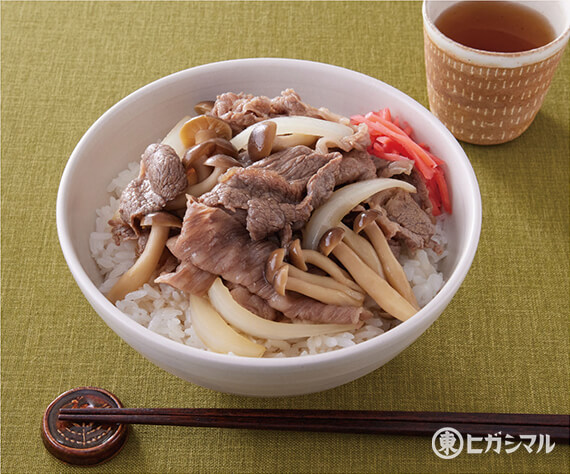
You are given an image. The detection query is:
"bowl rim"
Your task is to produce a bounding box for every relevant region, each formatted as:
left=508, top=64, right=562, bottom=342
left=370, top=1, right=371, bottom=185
left=56, top=57, right=482, bottom=369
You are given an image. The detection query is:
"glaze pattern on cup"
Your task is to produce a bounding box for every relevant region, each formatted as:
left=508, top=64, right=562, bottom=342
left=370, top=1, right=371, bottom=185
left=424, top=29, right=567, bottom=145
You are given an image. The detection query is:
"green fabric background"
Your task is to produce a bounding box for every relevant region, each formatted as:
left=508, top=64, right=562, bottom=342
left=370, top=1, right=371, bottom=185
left=1, top=1, right=568, bottom=472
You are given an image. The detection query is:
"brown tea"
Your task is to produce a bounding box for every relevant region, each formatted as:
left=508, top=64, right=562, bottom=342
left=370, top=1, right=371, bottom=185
left=435, top=1, right=556, bottom=53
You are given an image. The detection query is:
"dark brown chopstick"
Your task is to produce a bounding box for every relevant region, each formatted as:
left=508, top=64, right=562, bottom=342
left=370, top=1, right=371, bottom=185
left=58, top=409, right=569, bottom=443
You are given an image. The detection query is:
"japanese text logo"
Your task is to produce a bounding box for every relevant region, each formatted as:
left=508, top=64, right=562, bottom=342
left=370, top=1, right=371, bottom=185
left=432, top=427, right=556, bottom=459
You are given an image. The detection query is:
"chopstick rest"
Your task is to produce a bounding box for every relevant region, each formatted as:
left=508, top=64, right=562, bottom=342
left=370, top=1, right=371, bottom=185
left=41, top=387, right=128, bottom=466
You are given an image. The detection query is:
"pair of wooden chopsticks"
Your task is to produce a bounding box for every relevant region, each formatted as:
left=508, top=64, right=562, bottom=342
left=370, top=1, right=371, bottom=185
left=58, top=408, right=569, bottom=443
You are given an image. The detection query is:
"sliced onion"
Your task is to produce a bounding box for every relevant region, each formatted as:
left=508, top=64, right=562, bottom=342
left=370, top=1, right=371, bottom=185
left=230, top=116, right=354, bottom=152
left=189, top=293, right=266, bottom=357
left=161, top=115, right=191, bottom=158
left=302, top=178, right=416, bottom=250
left=208, top=278, right=359, bottom=340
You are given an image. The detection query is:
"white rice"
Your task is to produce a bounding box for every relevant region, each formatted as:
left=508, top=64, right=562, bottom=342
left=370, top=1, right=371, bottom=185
left=90, top=162, right=447, bottom=357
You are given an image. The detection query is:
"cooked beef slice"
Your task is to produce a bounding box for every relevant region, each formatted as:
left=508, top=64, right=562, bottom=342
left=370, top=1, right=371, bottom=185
left=155, top=262, right=216, bottom=296
left=169, top=198, right=365, bottom=324
left=334, top=149, right=377, bottom=184
left=249, top=146, right=334, bottom=183
left=110, top=143, right=187, bottom=241
left=209, top=92, right=272, bottom=134
left=400, top=168, right=434, bottom=215
left=200, top=146, right=376, bottom=241
left=227, top=283, right=280, bottom=321
left=370, top=189, right=439, bottom=253
left=210, top=89, right=344, bottom=134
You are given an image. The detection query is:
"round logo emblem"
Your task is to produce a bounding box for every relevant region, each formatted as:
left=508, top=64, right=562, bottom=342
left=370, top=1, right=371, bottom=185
left=432, top=427, right=464, bottom=459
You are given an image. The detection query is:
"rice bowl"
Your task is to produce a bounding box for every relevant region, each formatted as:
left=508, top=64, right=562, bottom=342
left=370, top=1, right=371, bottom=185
left=57, top=58, right=481, bottom=396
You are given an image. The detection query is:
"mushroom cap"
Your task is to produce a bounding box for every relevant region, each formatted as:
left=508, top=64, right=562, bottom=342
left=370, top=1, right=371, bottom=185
left=287, top=239, right=308, bottom=271
left=318, top=227, right=345, bottom=256
left=203, top=154, right=242, bottom=170
left=353, top=209, right=382, bottom=234
left=247, top=121, right=277, bottom=162
left=180, top=116, right=232, bottom=148
left=265, top=248, right=286, bottom=282
left=140, top=212, right=182, bottom=228
left=272, top=265, right=289, bottom=296
left=194, top=100, right=215, bottom=115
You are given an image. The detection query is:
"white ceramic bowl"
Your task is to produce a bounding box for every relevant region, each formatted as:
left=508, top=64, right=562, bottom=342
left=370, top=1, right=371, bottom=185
left=57, top=58, right=481, bottom=397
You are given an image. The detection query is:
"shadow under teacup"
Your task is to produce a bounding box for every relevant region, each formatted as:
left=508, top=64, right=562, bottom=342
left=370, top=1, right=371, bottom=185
left=423, top=0, right=570, bottom=145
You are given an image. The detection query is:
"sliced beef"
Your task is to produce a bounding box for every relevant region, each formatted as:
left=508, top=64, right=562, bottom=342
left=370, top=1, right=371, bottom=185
left=110, top=143, right=187, bottom=242
left=270, top=89, right=347, bottom=124
left=334, top=149, right=377, bottom=184
left=370, top=189, right=440, bottom=253
left=400, top=168, right=434, bottom=216
left=210, top=89, right=344, bottom=134
left=168, top=198, right=365, bottom=324
left=201, top=167, right=311, bottom=241
left=373, top=158, right=433, bottom=215
left=200, top=146, right=376, bottom=242
left=155, top=263, right=216, bottom=296
left=249, top=146, right=335, bottom=184
left=251, top=147, right=375, bottom=189
left=154, top=235, right=216, bottom=295
left=227, top=284, right=280, bottom=321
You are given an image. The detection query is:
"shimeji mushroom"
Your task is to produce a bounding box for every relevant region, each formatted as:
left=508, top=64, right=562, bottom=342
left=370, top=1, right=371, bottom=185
left=265, top=248, right=363, bottom=307
left=286, top=239, right=363, bottom=294
left=337, top=223, right=385, bottom=278
left=106, top=212, right=182, bottom=304
left=353, top=210, right=419, bottom=309
left=193, top=100, right=215, bottom=115
left=318, top=227, right=417, bottom=322
left=247, top=121, right=277, bottom=161
left=182, top=138, right=238, bottom=181
left=186, top=154, right=242, bottom=196
left=246, top=120, right=317, bottom=160
left=179, top=115, right=232, bottom=149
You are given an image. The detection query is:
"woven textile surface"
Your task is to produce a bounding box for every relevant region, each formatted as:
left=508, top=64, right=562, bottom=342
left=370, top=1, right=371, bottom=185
left=1, top=1, right=568, bottom=472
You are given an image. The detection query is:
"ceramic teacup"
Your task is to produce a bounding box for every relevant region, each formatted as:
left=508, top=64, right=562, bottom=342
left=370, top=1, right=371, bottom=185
left=423, top=0, right=570, bottom=145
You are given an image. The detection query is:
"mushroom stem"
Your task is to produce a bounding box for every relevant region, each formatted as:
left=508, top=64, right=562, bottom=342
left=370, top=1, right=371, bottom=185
left=319, top=229, right=417, bottom=322
left=186, top=154, right=241, bottom=197
left=187, top=167, right=224, bottom=196
left=362, top=220, right=419, bottom=310
left=285, top=275, right=362, bottom=307
left=338, top=223, right=385, bottom=278
left=298, top=249, right=363, bottom=293
left=287, top=265, right=364, bottom=304
left=287, top=238, right=361, bottom=291
left=106, top=224, right=170, bottom=304
left=272, top=265, right=362, bottom=307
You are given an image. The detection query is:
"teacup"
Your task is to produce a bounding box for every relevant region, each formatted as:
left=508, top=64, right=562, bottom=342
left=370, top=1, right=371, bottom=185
left=423, top=0, right=570, bottom=145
